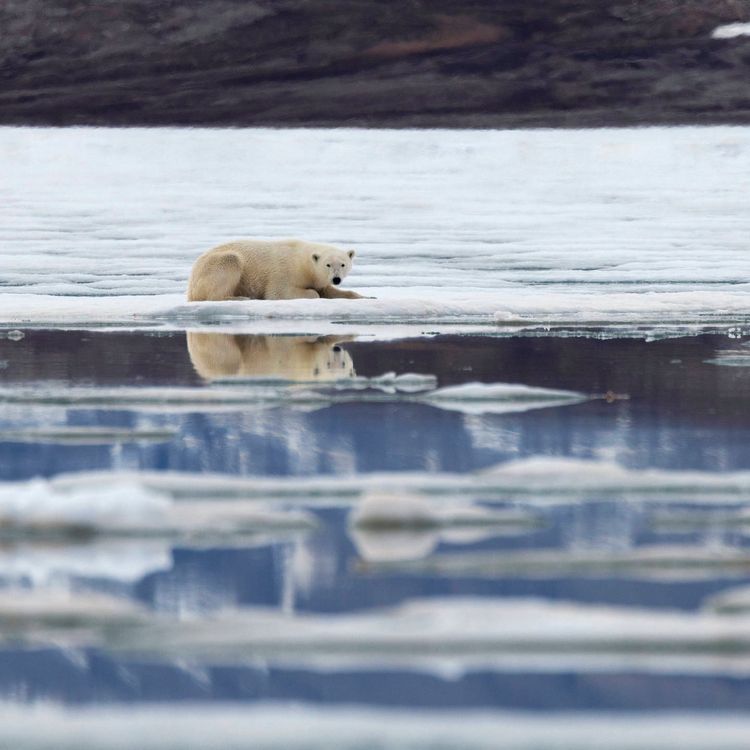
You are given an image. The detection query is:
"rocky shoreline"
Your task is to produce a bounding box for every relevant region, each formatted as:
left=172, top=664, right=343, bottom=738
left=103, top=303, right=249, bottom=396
left=1, top=0, right=750, bottom=128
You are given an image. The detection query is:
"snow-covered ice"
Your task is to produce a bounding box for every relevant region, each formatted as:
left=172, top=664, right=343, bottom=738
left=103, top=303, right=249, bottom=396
left=712, top=22, right=750, bottom=39
left=0, top=477, right=314, bottom=537
left=1, top=126, right=749, bottom=334
left=0, top=704, right=749, bottom=750
left=102, top=596, right=750, bottom=668
left=40, top=457, right=750, bottom=504
left=0, top=379, right=586, bottom=415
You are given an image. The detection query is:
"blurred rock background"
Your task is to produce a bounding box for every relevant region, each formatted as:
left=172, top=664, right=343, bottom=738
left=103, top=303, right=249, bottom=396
left=1, top=0, right=749, bottom=126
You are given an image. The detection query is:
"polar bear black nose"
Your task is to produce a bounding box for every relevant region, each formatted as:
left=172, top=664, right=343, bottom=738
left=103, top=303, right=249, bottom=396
left=333, top=277, right=341, bottom=285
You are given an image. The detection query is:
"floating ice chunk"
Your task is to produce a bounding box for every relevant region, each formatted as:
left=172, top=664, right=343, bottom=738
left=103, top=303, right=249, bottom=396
left=419, top=382, right=587, bottom=414
left=712, top=22, right=750, bottom=39
left=43, top=457, right=750, bottom=507
left=0, top=426, right=176, bottom=444
left=371, top=544, right=750, bottom=581
left=0, top=329, right=24, bottom=341
left=216, top=371, right=439, bottom=393
left=705, top=343, right=750, bottom=367
left=350, top=491, right=537, bottom=561
left=477, top=457, right=750, bottom=496
left=351, top=526, right=440, bottom=562
left=704, top=585, right=750, bottom=614
left=2, top=704, right=750, bottom=750
left=0, top=377, right=579, bottom=414
left=0, top=588, right=145, bottom=631
left=165, top=501, right=315, bottom=537
left=0, top=481, right=171, bottom=534
left=114, top=597, right=750, bottom=663
left=0, top=477, right=314, bottom=539
left=352, top=491, right=535, bottom=530
left=0, top=384, right=333, bottom=411
left=0, top=541, right=171, bottom=585
left=345, top=371, right=438, bottom=393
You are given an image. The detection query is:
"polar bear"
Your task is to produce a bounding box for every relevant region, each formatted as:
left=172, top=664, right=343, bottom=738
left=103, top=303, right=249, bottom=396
left=187, top=332, right=356, bottom=382
left=187, top=238, right=364, bottom=301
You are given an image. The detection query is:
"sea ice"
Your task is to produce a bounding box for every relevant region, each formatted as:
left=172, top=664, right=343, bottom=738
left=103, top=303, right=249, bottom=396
left=0, top=704, right=749, bottom=749
left=1, top=126, right=749, bottom=334
left=712, top=22, right=750, bottom=39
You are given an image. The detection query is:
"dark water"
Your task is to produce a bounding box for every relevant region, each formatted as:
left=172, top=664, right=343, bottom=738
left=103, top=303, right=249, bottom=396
left=1, top=329, right=750, bottom=711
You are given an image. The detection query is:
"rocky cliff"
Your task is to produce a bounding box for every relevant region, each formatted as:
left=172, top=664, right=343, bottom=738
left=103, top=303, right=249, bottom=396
left=1, top=0, right=750, bottom=127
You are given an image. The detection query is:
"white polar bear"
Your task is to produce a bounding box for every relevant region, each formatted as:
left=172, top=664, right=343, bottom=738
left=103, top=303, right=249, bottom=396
left=187, top=238, right=364, bottom=301
left=187, top=333, right=356, bottom=382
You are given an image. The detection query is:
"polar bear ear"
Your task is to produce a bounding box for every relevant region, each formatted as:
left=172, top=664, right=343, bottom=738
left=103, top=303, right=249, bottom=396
left=312, top=253, right=320, bottom=262
left=347, top=250, right=355, bottom=259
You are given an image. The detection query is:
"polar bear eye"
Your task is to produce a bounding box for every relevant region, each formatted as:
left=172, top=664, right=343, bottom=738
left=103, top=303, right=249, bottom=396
left=326, top=263, right=331, bottom=268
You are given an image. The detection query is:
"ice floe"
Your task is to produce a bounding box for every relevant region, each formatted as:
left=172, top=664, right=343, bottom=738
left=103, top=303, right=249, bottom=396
left=349, top=491, right=539, bottom=561
left=712, top=22, right=750, bottom=39
left=419, top=382, right=588, bottom=414
left=365, top=545, right=750, bottom=581
left=0, top=540, right=171, bottom=585
left=0, top=478, right=314, bottom=538
left=0, top=588, right=145, bottom=632
left=0, top=378, right=585, bottom=415
left=0, top=704, right=749, bottom=749
left=42, top=457, right=750, bottom=505
left=705, top=342, right=750, bottom=367
left=1, top=126, right=749, bottom=335
left=0, top=426, right=177, bottom=444
left=104, top=597, right=750, bottom=665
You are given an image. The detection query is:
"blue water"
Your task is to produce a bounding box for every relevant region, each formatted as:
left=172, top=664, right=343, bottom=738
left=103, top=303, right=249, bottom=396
left=1, top=330, right=750, bottom=711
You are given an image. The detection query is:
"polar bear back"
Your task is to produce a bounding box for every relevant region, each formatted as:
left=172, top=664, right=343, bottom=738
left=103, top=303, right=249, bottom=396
left=187, top=239, right=316, bottom=302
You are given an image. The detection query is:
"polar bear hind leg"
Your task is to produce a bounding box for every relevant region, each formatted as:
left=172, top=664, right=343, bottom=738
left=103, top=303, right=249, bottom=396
left=188, top=252, right=243, bottom=302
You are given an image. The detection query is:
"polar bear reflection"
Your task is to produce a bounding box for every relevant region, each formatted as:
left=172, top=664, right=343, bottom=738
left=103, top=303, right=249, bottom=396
left=187, top=332, right=355, bottom=382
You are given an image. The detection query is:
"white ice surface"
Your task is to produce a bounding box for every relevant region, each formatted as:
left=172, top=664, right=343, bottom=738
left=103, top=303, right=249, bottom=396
left=109, top=597, right=750, bottom=668
left=0, top=379, right=586, bottom=416
left=1, top=126, right=749, bottom=334
left=0, top=480, right=171, bottom=531
left=349, top=491, right=537, bottom=561
left=46, top=457, right=750, bottom=504
left=1, top=705, right=750, bottom=750
left=0, top=540, right=171, bottom=585
left=712, top=22, right=750, bottom=38
left=376, top=544, right=750, bottom=581
left=0, top=478, right=314, bottom=537
left=0, top=589, right=144, bottom=629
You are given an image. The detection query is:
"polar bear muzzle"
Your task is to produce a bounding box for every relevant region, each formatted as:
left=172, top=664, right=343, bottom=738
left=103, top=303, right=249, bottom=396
left=333, top=276, right=341, bottom=285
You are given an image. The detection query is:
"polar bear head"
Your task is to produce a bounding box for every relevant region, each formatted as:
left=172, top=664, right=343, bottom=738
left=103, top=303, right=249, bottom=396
left=310, top=246, right=355, bottom=289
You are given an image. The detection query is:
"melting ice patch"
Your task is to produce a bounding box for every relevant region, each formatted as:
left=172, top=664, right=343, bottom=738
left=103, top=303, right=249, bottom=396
left=8, top=587, right=750, bottom=677
left=0, top=379, right=585, bottom=415
left=712, top=22, right=750, bottom=38
left=0, top=478, right=314, bottom=538
left=1, top=705, right=750, bottom=750
left=1, top=126, right=750, bottom=334
left=367, top=545, right=750, bottom=581
left=419, top=382, right=588, bottom=414
left=350, top=491, right=539, bottom=562
left=104, top=597, right=750, bottom=668
left=0, top=481, right=171, bottom=534
left=0, top=589, right=145, bottom=633
left=705, top=342, right=750, bottom=367
left=48, top=457, right=750, bottom=506
left=0, top=426, right=176, bottom=444
left=0, top=540, right=171, bottom=586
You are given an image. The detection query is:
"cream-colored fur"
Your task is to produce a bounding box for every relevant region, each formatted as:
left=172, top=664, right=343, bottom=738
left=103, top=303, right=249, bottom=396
left=187, top=333, right=356, bottom=382
left=187, top=238, right=363, bottom=301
